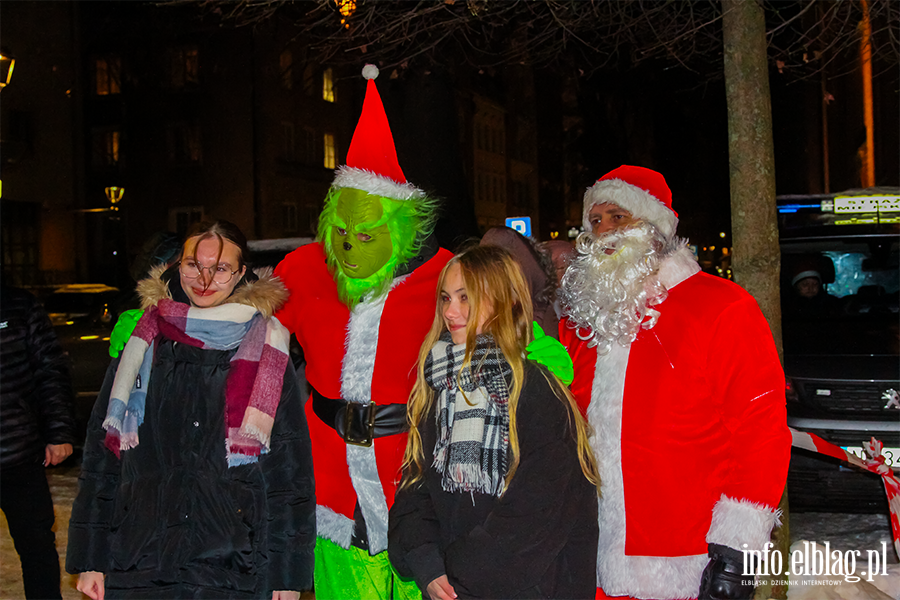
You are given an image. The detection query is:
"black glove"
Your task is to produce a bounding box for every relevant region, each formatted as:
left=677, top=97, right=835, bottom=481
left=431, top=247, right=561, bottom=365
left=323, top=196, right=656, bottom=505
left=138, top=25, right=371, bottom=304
left=698, top=543, right=755, bottom=600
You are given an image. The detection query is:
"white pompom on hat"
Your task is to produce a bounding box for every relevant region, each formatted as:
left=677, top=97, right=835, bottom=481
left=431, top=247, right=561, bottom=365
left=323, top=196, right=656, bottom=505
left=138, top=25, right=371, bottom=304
left=583, top=165, right=679, bottom=239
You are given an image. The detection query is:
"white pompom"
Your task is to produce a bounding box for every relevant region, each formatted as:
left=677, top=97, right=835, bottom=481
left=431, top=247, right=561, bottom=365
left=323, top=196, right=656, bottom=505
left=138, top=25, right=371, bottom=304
left=362, top=64, right=379, bottom=80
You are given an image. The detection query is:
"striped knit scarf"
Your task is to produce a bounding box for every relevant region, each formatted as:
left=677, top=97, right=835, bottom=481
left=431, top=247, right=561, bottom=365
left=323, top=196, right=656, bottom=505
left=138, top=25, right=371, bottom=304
left=103, top=298, right=290, bottom=467
left=424, top=332, right=512, bottom=497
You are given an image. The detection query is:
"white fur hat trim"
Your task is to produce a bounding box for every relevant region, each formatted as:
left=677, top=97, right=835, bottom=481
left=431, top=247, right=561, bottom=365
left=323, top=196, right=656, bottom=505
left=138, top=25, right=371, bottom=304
left=583, top=177, right=678, bottom=239
left=332, top=165, right=425, bottom=201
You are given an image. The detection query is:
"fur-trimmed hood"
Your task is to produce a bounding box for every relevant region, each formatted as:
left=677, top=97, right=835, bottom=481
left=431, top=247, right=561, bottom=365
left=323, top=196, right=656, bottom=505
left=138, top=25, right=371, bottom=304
left=137, top=264, right=289, bottom=319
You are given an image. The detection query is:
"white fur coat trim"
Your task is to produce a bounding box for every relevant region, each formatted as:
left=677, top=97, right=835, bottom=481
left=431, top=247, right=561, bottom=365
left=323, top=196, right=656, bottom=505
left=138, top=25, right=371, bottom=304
left=656, top=246, right=701, bottom=291
left=336, top=276, right=410, bottom=554
left=333, top=165, right=425, bottom=202
left=583, top=177, right=678, bottom=240
left=316, top=505, right=355, bottom=549
left=589, top=342, right=707, bottom=599
left=707, top=494, right=781, bottom=553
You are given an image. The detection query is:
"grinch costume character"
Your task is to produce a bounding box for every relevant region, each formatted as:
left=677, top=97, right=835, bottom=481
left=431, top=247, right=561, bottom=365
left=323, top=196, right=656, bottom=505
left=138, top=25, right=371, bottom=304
left=274, top=65, right=451, bottom=599
left=559, top=166, right=791, bottom=600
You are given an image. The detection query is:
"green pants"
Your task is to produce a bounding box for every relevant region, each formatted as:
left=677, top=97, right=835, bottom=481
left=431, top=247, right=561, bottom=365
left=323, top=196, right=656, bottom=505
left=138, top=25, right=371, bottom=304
left=314, top=536, right=421, bottom=600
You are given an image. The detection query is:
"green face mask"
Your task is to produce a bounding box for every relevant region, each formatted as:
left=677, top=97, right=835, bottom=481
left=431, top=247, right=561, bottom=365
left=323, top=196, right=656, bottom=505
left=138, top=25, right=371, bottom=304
left=332, top=188, right=394, bottom=280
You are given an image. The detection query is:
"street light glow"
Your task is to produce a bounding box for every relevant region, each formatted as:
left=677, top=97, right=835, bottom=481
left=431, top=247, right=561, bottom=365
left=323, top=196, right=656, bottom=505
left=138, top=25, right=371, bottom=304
left=0, top=52, right=15, bottom=89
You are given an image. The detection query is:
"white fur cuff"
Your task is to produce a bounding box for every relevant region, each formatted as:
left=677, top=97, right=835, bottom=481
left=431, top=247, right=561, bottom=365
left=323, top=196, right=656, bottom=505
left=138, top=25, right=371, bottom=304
left=706, top=494, right=781, bottom=552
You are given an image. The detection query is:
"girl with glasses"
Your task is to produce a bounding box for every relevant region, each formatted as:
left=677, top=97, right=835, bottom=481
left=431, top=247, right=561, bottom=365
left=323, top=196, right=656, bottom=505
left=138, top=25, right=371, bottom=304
left=67, top=220, right=315, bottom=600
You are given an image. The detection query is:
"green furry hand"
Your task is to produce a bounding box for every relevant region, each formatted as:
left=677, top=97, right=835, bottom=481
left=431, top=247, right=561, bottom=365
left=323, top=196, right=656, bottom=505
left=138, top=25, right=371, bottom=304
left=526, top=322, right=574, bottom=386
left=109, top=309, right=143, bottom=358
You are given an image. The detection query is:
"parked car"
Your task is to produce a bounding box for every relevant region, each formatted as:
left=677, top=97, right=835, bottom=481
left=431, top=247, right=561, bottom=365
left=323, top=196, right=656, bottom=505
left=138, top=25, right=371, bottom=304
left=43, top=284, right=121, bottom=445
left=778, top=188, right=899, bottom=512
left=247, top=236, right=315, bottom=269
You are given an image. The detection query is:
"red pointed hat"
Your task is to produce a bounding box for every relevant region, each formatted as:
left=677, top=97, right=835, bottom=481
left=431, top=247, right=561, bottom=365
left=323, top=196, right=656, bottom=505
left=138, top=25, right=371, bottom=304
left=582, top=165, right=678, bottom=239
left=333, top=64, right=424, bottom=201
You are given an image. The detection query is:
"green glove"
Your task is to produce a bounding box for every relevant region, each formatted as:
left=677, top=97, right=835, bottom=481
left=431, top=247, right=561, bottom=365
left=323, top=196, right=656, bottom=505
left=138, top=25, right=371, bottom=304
left=109, top=309, right=143, bottom=358
left=525, top=322, right=574, bottom=386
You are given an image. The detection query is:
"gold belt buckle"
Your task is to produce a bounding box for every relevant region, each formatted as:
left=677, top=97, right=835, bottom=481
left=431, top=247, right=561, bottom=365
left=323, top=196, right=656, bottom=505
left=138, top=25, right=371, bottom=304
left=343, top=402, right=376, bottom=447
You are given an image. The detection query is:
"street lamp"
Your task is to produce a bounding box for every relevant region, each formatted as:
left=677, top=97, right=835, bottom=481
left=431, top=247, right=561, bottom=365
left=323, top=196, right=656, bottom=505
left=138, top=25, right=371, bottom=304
left=0, top=49, right=15, bottom=89
left=105, top=186, right=125, bottom=211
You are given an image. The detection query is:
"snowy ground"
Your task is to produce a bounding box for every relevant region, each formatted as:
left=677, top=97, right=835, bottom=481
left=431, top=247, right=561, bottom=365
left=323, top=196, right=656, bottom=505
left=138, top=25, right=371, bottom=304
left=786, top=512, right=898, bottom=600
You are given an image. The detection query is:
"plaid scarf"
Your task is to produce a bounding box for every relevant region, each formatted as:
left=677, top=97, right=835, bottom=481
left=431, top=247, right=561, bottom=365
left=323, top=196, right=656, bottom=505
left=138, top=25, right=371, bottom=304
left=103, top=298, right=290, bottom=467
left=424, top=332, right=512, bottom=497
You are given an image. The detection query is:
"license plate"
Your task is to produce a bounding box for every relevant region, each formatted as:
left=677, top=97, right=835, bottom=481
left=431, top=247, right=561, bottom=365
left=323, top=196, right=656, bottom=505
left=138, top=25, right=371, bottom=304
left=842, top=445, right=900, bottom=469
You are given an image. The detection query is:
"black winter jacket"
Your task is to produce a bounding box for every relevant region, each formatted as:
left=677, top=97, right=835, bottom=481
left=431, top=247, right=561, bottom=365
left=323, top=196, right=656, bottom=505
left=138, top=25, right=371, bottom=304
left=66, top=269, right=316, bottom=599
left=388, top=362, right=599, bottom=599
left=0, top=284, right=76, bottom=469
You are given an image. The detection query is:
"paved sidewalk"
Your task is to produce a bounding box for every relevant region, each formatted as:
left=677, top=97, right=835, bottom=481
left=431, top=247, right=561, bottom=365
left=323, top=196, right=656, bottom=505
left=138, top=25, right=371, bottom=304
left=1, top=458, right=317, bottom=600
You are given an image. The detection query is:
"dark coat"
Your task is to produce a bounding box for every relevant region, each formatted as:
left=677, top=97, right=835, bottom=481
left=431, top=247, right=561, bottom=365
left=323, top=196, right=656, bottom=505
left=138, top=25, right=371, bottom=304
left=66, top=270, right=315, bottom=599
left=0, top=285, right=76, bottom=469
left=388, top=362, right=598, bottom=599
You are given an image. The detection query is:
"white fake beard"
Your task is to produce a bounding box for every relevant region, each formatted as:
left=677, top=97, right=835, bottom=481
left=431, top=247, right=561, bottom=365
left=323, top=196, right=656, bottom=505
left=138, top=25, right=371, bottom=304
left=559, top=222, right=669, bottom=354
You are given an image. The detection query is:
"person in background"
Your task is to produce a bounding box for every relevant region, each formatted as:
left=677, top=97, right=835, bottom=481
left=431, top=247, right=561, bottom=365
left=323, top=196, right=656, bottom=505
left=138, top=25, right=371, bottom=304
left=389, top=246, right=599, bottom=599
left=0, top=280, right=77, bottom=600
left=543, top=240, right=576, bottom=287
left=480, top=227, right=560, bottom=339
left=559, top=165, right=791, bottom=600
left=67, top=220, right=315, bottom=600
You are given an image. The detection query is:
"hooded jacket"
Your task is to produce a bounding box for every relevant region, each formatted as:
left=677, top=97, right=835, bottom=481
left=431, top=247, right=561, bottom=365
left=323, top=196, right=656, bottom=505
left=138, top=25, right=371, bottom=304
left=66, top=267, right=315, bottom=599
left=0, top=284, right=76, bottom=469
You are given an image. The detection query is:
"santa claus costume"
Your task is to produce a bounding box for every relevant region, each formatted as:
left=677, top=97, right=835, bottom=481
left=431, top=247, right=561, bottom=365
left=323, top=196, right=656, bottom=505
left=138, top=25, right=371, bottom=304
left=560, top=166, right=791, bottom=600
left=275, top=65, right=451, bottom=599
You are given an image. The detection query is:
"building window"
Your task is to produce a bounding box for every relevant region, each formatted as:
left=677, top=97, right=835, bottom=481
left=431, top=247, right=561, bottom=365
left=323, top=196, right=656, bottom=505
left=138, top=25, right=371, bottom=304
left=167, top=45, right=199, bottom=89
left=303, top=64, right=315, bottom=96
left=94, top=56, right=122, bottom=95
left=0, top=200, right=39, bottom=286
left=279, top=50, right=293, bottom=89
left=322, top=67, right=335, bottom=102
left=323, top=133, right=336, bottom=169
left=169, top=207, right=205, bottom=238
left=281, top=121, right=295, bottom=161
left=166, top=121, right=202, bottom=164
left=282, top=203, right=298, bottom=233
left=91, top=129, right=120, bottom=168
left=301, top=126, right=317, bottom=165
left=512, top=179, right=532, bottom=212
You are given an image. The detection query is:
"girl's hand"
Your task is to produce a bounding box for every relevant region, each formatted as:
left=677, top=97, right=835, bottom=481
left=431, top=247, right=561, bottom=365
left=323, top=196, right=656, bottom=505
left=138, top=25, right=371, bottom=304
left=272, top=591, right=300, bottom=600
left=77, top=572, right=105, bottom=600
left=427, top=575, right=457, bottom=600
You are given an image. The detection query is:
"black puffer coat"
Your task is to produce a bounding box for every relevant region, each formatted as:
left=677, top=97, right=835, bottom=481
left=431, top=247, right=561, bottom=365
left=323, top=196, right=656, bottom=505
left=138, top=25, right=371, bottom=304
left=66, top=268, right=315, bottom=598
left=0, top=284, right=76, bottom=469
left=388, top=362, right=598, bottom=599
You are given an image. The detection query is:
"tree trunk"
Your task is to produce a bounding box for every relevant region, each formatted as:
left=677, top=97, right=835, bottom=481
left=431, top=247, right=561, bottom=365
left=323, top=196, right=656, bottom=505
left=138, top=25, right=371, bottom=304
left=721, top=3, right=788, bottom=600
left=721, top=0, right=782, bottom=356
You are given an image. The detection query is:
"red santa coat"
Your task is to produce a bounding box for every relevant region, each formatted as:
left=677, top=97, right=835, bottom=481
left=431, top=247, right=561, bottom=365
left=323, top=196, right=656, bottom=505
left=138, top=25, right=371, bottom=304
left=275, top=243, right=453, bottom=551
left=561, top=248, right=791, bottom=599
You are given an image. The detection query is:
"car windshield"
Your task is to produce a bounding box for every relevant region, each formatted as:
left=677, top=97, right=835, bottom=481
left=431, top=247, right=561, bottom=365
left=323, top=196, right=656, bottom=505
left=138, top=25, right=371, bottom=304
left=781, top=238, right=899, bottom=356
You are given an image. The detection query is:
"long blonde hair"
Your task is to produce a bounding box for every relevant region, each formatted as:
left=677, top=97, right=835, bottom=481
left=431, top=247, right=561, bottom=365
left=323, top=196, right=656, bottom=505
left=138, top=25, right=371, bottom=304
left=402, top=245, right=600, bottom=493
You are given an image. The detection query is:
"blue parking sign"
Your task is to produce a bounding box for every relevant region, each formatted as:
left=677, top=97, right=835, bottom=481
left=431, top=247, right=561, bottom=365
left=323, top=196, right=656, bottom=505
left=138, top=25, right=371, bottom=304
left=505, top=217, right=532, bottom=237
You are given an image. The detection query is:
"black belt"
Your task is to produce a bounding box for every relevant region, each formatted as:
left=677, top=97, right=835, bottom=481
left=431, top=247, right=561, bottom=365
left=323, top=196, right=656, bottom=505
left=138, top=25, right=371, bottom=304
left=311, top=388, right=408, bottom=447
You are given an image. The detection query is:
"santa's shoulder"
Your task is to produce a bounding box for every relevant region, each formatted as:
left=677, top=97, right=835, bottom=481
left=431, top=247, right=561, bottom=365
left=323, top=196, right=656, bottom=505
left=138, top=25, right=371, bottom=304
left=663, top=270, right=763, bottom=325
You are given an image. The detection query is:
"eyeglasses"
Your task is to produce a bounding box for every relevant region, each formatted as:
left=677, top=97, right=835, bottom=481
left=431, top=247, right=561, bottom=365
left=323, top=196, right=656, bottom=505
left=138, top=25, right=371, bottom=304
left=179, top=260, right=240, bottom=285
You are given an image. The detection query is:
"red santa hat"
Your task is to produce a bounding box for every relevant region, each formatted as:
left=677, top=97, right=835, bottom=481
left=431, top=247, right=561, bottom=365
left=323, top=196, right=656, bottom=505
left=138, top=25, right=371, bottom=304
left=332, top=64, right=425, bottom=201
left=582, top=165, right=679, bottom=239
